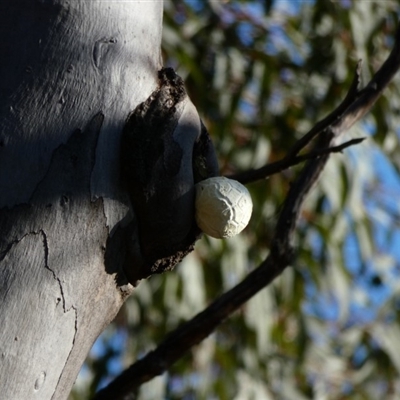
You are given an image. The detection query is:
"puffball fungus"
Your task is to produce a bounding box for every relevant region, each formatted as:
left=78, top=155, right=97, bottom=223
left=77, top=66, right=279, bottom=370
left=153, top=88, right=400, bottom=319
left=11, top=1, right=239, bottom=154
left=195, top=177, right=253, bottom=239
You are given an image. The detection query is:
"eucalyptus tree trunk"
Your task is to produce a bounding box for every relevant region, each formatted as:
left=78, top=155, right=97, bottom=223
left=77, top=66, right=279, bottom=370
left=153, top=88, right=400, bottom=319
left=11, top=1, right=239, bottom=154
left=0, top=1, right=162, bottom=399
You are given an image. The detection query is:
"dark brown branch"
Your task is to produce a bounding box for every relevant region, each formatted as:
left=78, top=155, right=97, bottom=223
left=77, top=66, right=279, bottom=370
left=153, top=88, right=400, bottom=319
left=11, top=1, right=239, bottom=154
left=94, top=257, right=281, bottom=400
left=274, top=22, right=400, bottom=240
left=286, top=59, right=363, bottom=158
left=228, top=61, right=363, bottom=185
left=93, top=24, right=400, bottom=400
left=229, top=137, right=365, bottom=185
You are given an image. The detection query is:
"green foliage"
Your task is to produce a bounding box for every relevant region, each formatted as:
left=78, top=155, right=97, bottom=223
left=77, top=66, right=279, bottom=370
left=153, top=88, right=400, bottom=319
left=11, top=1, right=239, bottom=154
left=74, top=1, right=400, bottom=399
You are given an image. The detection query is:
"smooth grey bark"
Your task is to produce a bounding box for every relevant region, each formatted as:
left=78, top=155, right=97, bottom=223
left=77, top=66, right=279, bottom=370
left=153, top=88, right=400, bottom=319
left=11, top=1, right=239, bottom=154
left=0, top=1, right=163, bottom=399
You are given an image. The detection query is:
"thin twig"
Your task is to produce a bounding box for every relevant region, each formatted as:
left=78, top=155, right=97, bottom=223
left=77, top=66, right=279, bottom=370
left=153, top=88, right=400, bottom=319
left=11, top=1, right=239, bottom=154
left=93, top=24, right=400, bottom=400
left=229, top=137, right=365, bottom=185
left=286, top=59, right=363, bottom=158
left=228, top=61, right=363, bottom=185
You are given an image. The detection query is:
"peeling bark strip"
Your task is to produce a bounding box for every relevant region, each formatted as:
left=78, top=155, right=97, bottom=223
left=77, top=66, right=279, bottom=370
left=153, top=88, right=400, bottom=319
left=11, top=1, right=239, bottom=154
left=119, top=68, right=219, bottom=282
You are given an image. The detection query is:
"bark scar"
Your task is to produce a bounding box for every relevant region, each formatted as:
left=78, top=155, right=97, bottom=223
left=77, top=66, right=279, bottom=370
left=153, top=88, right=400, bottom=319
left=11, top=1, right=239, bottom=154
left=118, top=68, right=219, bottom=283
left=40, top=229, right=70, bottom=313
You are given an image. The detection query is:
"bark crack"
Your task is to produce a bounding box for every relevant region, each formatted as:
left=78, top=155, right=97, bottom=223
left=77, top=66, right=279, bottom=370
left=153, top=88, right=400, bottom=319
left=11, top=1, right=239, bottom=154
left=1, top=230, right=75, bottom=315
left=39, top=230, right=79, bottom=399
left=39, top=229, right=68, bottom=313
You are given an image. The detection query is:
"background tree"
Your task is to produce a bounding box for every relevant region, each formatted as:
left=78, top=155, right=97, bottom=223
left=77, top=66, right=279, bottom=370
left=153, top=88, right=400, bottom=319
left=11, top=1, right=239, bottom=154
left=72, top=1, right=400, bottom=400
left=1, top=1, right=399, bottom=400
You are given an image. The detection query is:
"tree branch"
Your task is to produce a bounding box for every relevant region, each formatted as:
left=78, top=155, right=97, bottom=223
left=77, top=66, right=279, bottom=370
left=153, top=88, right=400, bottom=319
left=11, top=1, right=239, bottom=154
left=93, top=24, right=400, bottom=400
left=229, top=137, right=365, bottom=185
left=228, top=61, right=363, bottom=185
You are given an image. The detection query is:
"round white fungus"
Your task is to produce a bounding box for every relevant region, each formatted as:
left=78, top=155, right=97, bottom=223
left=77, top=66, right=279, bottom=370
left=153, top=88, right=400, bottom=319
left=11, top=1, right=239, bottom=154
left=195, top=177, right=253, bottom=239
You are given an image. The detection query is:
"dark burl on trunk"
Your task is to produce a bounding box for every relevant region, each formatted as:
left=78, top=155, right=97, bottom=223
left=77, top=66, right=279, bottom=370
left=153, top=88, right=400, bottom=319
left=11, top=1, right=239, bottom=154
left=118, top=68, right=219, bottom=283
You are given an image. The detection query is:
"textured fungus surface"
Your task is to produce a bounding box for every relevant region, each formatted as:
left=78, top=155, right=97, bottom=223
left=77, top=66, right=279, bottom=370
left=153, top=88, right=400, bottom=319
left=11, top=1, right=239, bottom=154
left=195, top=177, right=253, bottom=238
